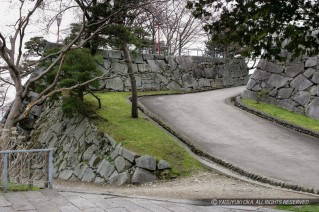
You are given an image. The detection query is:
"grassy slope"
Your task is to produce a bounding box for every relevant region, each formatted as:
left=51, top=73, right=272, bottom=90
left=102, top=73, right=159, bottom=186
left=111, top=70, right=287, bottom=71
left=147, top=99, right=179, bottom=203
left=242, top=99, right=319, bottom=132
left=86, top=91, right=205, bottom=177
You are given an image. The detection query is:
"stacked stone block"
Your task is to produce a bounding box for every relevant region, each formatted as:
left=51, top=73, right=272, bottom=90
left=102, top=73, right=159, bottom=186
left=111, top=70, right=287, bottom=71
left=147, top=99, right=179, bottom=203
left=98, top=50, right=249, bottom=91
left=30, top=102, right=171, bottom=186
left=242, top=56, right=319, bottom=120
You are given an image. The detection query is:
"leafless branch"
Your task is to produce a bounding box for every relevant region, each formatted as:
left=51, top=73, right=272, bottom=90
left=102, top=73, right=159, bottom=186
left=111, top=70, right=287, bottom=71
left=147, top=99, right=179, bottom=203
left=0, top=86, right=10, bottom=107
left=18, top=72, right=107, bottom=121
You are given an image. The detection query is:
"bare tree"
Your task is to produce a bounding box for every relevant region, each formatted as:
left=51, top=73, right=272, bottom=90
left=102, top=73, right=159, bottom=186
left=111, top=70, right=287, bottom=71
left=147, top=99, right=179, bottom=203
left=0, top=0, right=126, bottom=144
left=133, top=0, right=204, bottom=55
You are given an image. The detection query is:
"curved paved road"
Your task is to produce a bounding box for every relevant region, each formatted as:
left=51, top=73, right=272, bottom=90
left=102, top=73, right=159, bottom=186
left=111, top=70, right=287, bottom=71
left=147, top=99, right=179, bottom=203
left=139, top=87, right=319, bottom=191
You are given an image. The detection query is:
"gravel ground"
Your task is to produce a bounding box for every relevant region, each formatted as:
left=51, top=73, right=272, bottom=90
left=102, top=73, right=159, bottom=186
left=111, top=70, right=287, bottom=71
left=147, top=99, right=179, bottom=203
left=54, top=170, right=317, bottom=200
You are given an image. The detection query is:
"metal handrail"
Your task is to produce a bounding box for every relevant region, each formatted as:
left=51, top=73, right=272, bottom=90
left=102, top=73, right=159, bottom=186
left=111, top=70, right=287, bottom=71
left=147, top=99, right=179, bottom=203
left=0, top=148, right=53, bottom=192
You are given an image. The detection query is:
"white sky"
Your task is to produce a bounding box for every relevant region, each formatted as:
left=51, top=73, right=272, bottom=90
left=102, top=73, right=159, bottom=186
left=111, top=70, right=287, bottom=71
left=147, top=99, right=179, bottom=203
left=0, top=1, right=76, bottom=48
left=0, top=0, right=76, bottom=110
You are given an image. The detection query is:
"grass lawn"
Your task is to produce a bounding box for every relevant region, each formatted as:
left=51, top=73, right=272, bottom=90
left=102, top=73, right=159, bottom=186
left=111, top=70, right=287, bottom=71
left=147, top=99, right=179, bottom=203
left=276, top=204, right=319, bottom=212
left=242, top=98, right=319, bottom=132
left=1, top=182, right=40, bottom=192
left=85, top=91, right=205, bottom=177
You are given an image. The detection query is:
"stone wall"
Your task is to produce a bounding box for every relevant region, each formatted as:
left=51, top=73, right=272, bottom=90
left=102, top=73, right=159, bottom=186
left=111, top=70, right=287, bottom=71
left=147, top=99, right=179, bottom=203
left=98, top=50, right=249, bottom=91
left=29, top=102, right=170, bottom=185
left=242, top=56, right=319, bottom=120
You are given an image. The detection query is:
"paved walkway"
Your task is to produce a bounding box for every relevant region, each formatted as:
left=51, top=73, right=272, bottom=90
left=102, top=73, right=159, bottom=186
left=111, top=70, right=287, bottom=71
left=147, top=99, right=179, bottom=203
left=0, top=189, right=282, bottom=211
left=139, top=86, right=319, bottom=191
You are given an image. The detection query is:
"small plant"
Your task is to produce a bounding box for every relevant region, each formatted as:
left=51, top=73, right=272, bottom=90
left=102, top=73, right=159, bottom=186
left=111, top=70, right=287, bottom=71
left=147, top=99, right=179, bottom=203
left=256, top=89, right=268, bottom=104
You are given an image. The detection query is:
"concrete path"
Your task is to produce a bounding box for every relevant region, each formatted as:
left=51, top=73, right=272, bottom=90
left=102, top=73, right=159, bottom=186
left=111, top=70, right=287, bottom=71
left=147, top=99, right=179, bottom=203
left=139, top=86, right=319, bottom=191
left=0, top=189, right=282, bottom=211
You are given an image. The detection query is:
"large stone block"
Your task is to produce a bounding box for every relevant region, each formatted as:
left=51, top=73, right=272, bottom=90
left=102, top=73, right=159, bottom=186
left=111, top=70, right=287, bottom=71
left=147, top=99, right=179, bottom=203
left=290, top=74, right=313, bottom=91
left=142, top=54, right=154, bottom=60
left=108, top=171, right=130, bottom=186
left=286, top=62, right=304, bottom=78
left=310, top=86, right=319, bottom=96
left=242, top=90, right=257, bottom=101
left=311, top=72, right=319, bottom=84
left=82, top=145, right=98, bottom=161
left=105, top=77, right=124, bottom=91
left=277, top=88, right=294, bottom=99
left=59, top=170, right=73, bottom=180
left=293, top=91, right=310, bottom=106
left=268, top=88, right=278, bottom=97
left=277, top=99, right=298, bottom=111
left=246, top=79, right=257, bottom=90
left=251, top=69, right=271, bottom=81
left=114, top=156, right=132, bottom=173
left=176, top=56, right=194, bottom=72
left=155, top=73, right=169, bottom=85
left=97, top=159, right=115, bottom=179
left=264, top=61, right=284, bottom=74
left=111, top=144, right=122, bottom=160
left=251, top=84, right=261, bottom=91
left=104, top=59, right=111, bottom=70
left=135, top=155, right=156, bottom=171
left=81, top=167, right=95, bottom=182
left=182, top=73, right=198, bottom=88
left=263, top=96, right=277, bottom=105
left=192, top=66, right=205, bottom=78
left=305, top=56, right=319, bottom=68
left=137, top=64, right=149, bottom=72
left=73, top=163, right=88, bottom=179
left=303, top=68, right=316, bottom=78
left=167, top=81, right=182, bottom=90
left=107, top=50, right=122, bottom=59
left=306, top=97, right=319, bottom=119
left=267, top=74, right=290, bottom=88
left=112, top=63, right=127, bottom=74
left=121, top=149, right=137, bottom=163
left=147, top=60, right=161, bottom=73
left=198, top=78, right=211, bottom=87
left=124, top=76, right=142, bottom=87
left=211, top=79, right=223, bottom=88
left=166, top=56, right=178, bottom=70
left=204, top=67, right=218, bottom=79
left=131, top=167, right=156, bottom=184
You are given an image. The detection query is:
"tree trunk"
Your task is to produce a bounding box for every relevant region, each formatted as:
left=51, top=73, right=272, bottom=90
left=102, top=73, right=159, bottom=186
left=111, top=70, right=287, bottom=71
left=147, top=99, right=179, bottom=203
left=178, top=35, right=182, bottom=56
left=4, top=97, right=22, bottom=129
left=4, top=72, right=24, bottom=130
left=122, top=43, right=138, bottom=118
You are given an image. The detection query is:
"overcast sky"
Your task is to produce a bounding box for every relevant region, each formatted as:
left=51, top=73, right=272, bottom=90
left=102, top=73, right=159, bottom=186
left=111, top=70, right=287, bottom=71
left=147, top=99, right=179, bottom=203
left=0, top=1, right=76, bottom=108
left=0, top=1, right=75, bottom=47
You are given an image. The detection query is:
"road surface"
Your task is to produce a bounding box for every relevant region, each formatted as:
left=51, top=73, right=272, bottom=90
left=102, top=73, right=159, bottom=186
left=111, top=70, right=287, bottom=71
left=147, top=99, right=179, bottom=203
left=139, top=87, right=319, bottom=191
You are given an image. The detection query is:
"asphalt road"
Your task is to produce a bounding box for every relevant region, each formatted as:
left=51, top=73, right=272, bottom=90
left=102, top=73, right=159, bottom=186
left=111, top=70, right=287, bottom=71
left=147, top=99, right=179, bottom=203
left=139, top=86, right=319, bottom=191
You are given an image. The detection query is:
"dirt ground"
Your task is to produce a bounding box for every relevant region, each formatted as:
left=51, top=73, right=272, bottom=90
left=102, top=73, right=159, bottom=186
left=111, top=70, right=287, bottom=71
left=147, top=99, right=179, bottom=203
left=54, top=170, right=317, bottom=200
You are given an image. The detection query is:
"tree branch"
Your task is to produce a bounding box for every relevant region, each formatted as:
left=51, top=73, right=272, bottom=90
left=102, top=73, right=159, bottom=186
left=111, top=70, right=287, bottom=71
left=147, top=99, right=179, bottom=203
left=17, top=72, right=107, bottom=122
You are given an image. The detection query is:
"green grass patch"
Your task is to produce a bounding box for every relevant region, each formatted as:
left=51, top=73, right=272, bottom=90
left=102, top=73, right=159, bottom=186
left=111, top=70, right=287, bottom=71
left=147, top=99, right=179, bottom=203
left=1, top=182, right=40, bottom=192
left=85, top=91, right=205, bottom=177
left=276, top=204, right=319, bottom=212
left=242, top=98, right=319, bottom=132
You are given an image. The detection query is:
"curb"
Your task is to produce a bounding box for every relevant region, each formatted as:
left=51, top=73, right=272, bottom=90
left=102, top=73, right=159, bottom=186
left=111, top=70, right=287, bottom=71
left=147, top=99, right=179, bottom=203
left=233, top=96, right=319, bottom=139
left=137, top=94, right=319, bottom=196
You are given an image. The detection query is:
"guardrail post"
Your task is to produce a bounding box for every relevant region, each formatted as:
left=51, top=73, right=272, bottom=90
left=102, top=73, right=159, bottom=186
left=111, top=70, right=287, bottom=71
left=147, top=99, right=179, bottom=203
left=48, top=149, right=53, bottom=189
left=44, top=153, right=48, bottom=188
left=3, top=153, right=8, bottom=193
